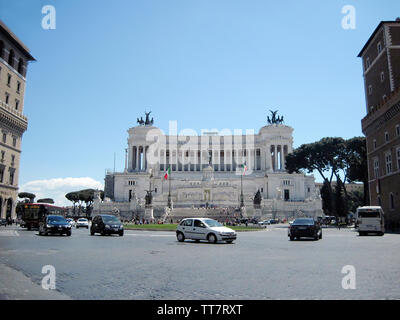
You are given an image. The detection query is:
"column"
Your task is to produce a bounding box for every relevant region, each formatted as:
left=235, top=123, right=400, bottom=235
left=124, top=148, right=128, bottom=172
left=253, top=149, right=256, bottom=171
left=282, top=145, right=286, bottom=171
left=278, top=145, right=282, bottom=170
left=274, top=145, right=278, bottom=172
left=136, top=146, right=140, bottom=171
left=144, top=146, right=147, bottom=171
left=268, top=145, right=273, bottom=171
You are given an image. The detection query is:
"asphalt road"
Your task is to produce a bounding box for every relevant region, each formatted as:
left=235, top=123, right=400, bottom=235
left=0, top=224, right=399, bottom=299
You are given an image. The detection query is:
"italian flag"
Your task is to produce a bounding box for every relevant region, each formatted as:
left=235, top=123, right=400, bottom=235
left=164, top=166, right=171, bottom=180
left=240, top=163, right=247, bottom=175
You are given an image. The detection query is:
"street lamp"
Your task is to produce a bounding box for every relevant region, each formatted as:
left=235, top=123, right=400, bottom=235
left=240, top=177, right=245, bottom=209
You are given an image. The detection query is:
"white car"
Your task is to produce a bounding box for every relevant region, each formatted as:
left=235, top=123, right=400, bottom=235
left=258, top=220, right=270, bottom=226
left=66, top=218, right=76, bottom=227
left=176, top=218, right=237, bottom=244
left=76, top=218, right=89, bottom=229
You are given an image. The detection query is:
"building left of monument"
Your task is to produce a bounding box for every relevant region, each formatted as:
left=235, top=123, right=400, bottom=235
left=0, top=20, right=35, bottom=220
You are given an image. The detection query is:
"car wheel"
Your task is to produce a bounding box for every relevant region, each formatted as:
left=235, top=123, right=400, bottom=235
left=319, top=233, right=322, bottom=239
left=90, top=230, right=95, bottom=236
left=176, top=232, right=185, bottom=242
left=119, top=231, right=124, bottom=237
left=226, top=240, right=233, bottom=244
left=66, top=231, right=71, bottom=236
left=207, top=233, right=217, bottom=244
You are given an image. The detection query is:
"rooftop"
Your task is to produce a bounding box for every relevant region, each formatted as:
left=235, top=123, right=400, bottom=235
left=0, top=20, right=35, bottom=61
left=357, top=18, right=400, bottom=58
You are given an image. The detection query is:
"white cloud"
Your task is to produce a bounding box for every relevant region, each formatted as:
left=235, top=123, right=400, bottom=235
left=20, top=177, right=104, bottom=207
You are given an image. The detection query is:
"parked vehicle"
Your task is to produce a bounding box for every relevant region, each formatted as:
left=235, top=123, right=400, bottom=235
left=258, top=220, right=270, bottom=226
left=176, top=218, right=237, bottom=244
left=356, top=206, right=384, bottom=236
left=288, top=218, right=322, bottom=241
left=90, top=215, right=123, bottom=236
left=76, top=218, right=89, bottom=229
left=0, top=218, right=7, bottom=226
left=269, top=219, right=279, bottom=224
left=39, top=215, right=72, bottom=236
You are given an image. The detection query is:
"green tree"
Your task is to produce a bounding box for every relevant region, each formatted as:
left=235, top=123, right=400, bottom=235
left=18, top=192, right=36, bottom=203
left=334, top=179, right=347, bottom=221
left=37, top=198, right=55, bottom=204
left=344, top=137, right=369, bottom=205
left=320, top=180, right=333, bottom=215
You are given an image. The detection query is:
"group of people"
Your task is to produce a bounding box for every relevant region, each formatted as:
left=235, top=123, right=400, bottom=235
left=2, top=217, right=18, bottom=226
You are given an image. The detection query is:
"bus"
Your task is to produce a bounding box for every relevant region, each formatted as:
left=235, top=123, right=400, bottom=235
left=356, top=206, right=384, bottom=236
left=21, top=203, right=67, bottom=230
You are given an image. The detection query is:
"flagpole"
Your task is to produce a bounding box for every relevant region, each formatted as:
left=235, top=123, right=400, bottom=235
left=240, top=164, right=245, bottom=209
left=167, top=167, right=172, bottom=209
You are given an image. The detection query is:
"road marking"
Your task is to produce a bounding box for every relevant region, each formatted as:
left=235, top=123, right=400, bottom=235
left=124, top=233, right=174, bottom=237
left=0, top=230, right=20, bottom=237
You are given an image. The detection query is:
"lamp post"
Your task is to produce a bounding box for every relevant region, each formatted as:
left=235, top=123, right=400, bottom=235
left=240, top=173, right=244, bottom=208
left=167, top=169, right=172, bottom=209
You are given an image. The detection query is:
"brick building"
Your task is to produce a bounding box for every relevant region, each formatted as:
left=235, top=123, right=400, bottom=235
left=0, top=20, right=35, bottom=220
left=359, top=19, right=400, bottom=229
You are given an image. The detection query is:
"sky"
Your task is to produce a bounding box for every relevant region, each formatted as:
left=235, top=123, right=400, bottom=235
left=0, top=0, right=399, bottom=206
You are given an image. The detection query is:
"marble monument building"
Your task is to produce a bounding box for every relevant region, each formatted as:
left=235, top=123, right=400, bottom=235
left=95, top=112, right=322, bottom=220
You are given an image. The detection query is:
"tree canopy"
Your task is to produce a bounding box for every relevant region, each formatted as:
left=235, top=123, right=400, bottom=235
left=286, top=136, right=369, bottom=218
left=37, top=198, right=55, bottom=204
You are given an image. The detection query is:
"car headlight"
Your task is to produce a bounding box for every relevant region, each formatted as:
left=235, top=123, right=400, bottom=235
left=67, top=225, right=71, bottom=228
left=105, top=225, right=110, bottom=229
left=46, top=224, right=52, bottom=228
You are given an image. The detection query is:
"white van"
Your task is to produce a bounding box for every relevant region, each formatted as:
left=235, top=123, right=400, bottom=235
left=356, top=206, right=384, bottom=236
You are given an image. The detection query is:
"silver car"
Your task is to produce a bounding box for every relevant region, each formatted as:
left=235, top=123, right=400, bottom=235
left=176, top=218, right=237, bottom=244
left=76, top=218, right=89, bottom=229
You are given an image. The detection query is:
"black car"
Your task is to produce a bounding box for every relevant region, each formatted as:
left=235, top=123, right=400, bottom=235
left=0, top=218, right=7, bottom=226
left=91, top=215, right=124, bottom=236
left=288, top=218, right=322, bottom=241
left=39, top=215, right=72, bottom=236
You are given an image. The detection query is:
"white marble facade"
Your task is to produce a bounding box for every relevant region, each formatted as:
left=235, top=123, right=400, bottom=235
left=98, top=122, right=322, bottom=219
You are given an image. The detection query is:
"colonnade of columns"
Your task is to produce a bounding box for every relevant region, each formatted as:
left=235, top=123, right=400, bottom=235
left=266, top=144, right=289, bottom=172
left=128, top=143, right=291, bottom=173
left=130, top=145, right=149, bottom=172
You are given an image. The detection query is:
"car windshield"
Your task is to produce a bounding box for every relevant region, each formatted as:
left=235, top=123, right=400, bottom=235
left=78, top=219, right=87, bottom=222
left=292, top=219, right=314, bottom=225
left=204, top=219, right=223, bottom=227
left=102, top=216, right=120, bottom=223
left=47, top=216, right=66, bottom=223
